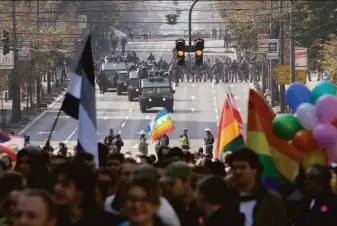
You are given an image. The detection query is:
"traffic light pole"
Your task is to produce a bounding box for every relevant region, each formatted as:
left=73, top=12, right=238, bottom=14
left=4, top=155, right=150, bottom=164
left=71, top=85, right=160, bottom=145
left=188, top=0, right=199, bottom=74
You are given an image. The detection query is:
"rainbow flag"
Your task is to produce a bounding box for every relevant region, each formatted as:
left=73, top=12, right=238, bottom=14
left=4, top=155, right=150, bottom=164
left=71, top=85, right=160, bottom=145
left=227, top=92, right=246, bottom=141
left=144, top=108, right=175, bottom=141
left=215, top=99, right=244, bottom=160
left=246, top=89, right=305, bottom=190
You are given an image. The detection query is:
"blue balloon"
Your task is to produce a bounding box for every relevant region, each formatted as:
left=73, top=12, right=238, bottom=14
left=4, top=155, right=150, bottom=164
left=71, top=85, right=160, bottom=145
left=286, top=82, right=312, bottom=112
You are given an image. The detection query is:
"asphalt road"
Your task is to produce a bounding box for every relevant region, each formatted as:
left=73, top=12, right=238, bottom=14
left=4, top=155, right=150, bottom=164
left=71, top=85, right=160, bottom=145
left=26, top=80, right=249, bottom=154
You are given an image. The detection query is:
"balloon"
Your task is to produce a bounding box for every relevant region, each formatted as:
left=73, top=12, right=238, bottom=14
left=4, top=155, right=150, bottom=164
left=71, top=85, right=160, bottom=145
left=293, top=130, right=319, bottom=151
left=272, top=114, right=303, bottom=140
left=296, top=103, right=318, bottom=130
left=302, top=151, right=327, bottom=171
left=315, top=95, right=337, bottom=123
left=313, top=123, right=337, bottom=149
left=286, top=82, right=312, bottom=112
left=312, top=81, right=337, bottom=104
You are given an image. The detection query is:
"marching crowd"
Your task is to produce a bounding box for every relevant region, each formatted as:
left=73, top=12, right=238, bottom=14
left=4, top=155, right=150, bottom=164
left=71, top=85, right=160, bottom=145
left=0, top=139, right=337, bottom=226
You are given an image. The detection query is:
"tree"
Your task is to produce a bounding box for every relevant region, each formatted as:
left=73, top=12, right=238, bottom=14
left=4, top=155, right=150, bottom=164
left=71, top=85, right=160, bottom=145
left=319, top=35, right=337, bottom=85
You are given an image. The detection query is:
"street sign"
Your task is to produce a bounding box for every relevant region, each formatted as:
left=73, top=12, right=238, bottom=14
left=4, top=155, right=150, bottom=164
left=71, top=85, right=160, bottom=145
left=18, top=41, right=31, bottom=60
left=0, top=48, right=14, bottom=69
left=295, top=47, right=307, bottom=70
left=257, top=34, right=269, bottom=52
left=267, top=39, right=279, bottom=59
left=78, top=15, right=87, bottom=29
left=276, top=64, right=290, bottom=84
left=295, top=70, right=307, bottom=84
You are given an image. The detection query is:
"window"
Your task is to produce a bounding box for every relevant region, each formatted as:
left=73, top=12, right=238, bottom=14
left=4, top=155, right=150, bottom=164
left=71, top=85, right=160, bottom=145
left=157, top=87, right=171, bottom=94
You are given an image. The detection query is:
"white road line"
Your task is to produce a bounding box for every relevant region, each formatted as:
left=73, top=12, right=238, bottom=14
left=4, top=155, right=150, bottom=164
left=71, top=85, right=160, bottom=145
left=213, top=96, right=216, bottom=100
left=216, top=114, right=219, bottom=121
left=125, top=115, right=129, bottom=120
left=212, top=83, right=215, bottom=88
left=118, top=130, right=121, bottom=134
left=213, top=89, right=215, bottom=94
left=121, top=122, right=126, bottom=128
left=215, top=108, right=218, bottom=113
left=64, top=129, right=77, bottom=143
left=103, top=116, right=109, bottom=120
left=214, top=101, right=217, bottom=106
left=192, top=84, right=196, bottom=87
left=132, top=102, right=135, bottom=106
left=129, top=108, right=132, bottom=113
left=19, top=92, right=65, bottom=134
left=145, top=115, right=150, bottom=119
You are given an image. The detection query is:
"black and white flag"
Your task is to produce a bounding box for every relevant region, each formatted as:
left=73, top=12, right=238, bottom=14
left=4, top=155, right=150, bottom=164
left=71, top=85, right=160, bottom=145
left=61, top=36, right=98, bottom=166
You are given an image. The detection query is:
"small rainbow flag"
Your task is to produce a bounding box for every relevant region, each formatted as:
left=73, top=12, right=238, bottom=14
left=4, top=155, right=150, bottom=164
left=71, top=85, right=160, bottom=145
left=144, top=108, right=175, bottom=141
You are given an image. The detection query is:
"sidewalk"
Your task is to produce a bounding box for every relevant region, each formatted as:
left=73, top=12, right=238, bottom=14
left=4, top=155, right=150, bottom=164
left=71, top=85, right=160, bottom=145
left=0, top=68, right=71, bottom=133
left=252, top=73, right=320, bottom=115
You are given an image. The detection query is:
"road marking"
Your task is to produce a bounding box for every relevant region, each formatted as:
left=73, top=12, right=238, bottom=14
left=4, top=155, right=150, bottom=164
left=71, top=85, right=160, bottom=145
left=213, top=96, right=216, bottom=100
left=132, top=102, right=135, bottom=106
left=145, top=115, right=150, bottom=119
left=136, top=130, right=145, bottom=134
left=125, top=115, right=129, bottom=120
left=53, top=116, right=69, bottom=119
left=64, top=129, right=77, bottom=143
left=190, top=108, right=196, bottom=112
left=230, top=85, right=235, bottom=88
left=129, top=108, right=132, bottom=113
left=190, top=96, right=196, bottom=100
left=104, top=116, right=109, bottom=120
left=121, top=122, right=126, bottom=128
left=192, top=84, right=196, bottom=87
left=38, top=131, right=55, bottom=135
left=19, top=92, right=66, bottom=135
left=212, top=83, right=215, bottom=88
left=216, top=114, right=219, bottom=121
left=214, top=100, right=217, bottom=106
left=117, top=130, right=121, bottom=134
left=214, top=108, right=218, bottom=113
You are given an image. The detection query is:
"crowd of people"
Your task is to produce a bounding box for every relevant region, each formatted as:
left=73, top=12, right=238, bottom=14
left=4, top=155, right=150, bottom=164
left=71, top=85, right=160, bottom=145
left=1, top=139, right=337, bottom=226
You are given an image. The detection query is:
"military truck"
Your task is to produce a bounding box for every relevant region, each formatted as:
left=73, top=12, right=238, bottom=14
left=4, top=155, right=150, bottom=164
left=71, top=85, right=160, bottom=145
left=139, top=76, right=175, bottom=113
left=101, top=61, right=128, bottom=91
left=116, top=70, right=129, bottom=95
left=127, top=70, right=139, bottom=101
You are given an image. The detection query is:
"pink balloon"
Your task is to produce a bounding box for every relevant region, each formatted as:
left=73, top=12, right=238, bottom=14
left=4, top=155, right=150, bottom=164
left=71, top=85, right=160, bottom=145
left=316, top=95, right=337, bottom=123
left=313, top=123, right=337, bottom=149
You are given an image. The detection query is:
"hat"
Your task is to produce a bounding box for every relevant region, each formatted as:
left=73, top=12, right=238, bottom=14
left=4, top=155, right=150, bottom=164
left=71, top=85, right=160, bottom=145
left=183, top=128, right=188, bottom=131
left=205, top=128, right=210, bottom=131
left=160, top=161, right=193, bottom=183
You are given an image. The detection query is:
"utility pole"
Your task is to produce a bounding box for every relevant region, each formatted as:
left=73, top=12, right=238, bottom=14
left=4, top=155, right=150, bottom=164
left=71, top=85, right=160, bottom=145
left=11, top=0, right=20, bottom=123
left=290, top=0, right=295, bottom=82
left=188, top=0, right=199, bottom=75
left=279, top=0, right=286, bottom=113
left=269, top=1, right=276, bottom=107
left=36, top=0, right=41, bottom=108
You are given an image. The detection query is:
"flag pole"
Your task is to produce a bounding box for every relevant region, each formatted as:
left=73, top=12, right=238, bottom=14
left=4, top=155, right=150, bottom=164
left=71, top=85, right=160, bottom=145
left=47, top=104, right=63, bottom=142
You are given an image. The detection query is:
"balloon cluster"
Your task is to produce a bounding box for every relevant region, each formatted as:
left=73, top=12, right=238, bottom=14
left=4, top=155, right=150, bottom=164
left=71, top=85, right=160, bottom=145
left=272, top=81, right=337, bottom=164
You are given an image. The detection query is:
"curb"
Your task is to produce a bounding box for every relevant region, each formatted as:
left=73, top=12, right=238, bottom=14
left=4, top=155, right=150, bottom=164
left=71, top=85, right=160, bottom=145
left=18, top=91, right=66, bottom=135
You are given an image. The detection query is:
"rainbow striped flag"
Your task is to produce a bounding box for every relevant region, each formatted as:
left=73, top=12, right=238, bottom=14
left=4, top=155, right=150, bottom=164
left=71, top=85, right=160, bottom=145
left=144, top=108, right=175, bottom=141
left=215, top=99, right=244, bottom=160
left=246, top=89, right=305, bottom=190
left=227, top=92, right=246, bottom=141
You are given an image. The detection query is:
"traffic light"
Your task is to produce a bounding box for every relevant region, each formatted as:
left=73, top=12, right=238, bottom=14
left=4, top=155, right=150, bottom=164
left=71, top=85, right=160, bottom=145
left=194, top=38, right=204, bottom=65
left=175, top=39, right=185, bottom=66
left=166, top=14, right=178, bottom=25
left=2, top=29, right=9, bottom=55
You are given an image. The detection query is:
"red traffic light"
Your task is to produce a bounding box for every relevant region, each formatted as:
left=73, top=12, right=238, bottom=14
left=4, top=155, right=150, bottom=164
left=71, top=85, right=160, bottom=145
left=195, top=39, right=204, bottom=50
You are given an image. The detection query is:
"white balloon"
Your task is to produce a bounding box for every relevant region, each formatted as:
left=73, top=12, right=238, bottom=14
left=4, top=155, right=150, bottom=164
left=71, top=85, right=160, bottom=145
left=296, top=103, right=318, bottom=130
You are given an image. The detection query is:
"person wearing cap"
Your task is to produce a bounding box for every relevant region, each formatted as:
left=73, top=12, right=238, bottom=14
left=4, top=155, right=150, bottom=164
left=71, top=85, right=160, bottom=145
left=227, top=147, right=288, bottom=226
left=204, top=129, right=214, bottom=159
left=114, top=134, right=124, bottom=153
left=178, top=129, right=190, bottom=150
left=138, top=133, right=149, bottom=156
left=160, top=161, right=202, bottom=226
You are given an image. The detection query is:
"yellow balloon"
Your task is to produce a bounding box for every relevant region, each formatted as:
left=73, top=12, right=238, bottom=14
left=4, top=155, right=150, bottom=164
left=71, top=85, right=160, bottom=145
left=302, top=151, right=327, bottom=171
